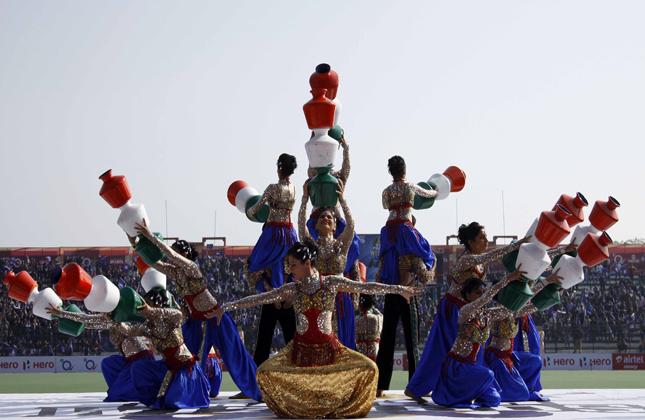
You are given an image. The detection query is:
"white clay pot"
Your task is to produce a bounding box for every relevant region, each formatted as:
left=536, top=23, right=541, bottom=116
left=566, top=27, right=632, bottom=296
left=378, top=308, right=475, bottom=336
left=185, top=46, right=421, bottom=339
left=569, top=224, right=600, bottom=247
left=84, top=275, right=120, bottom=313
left=554, top=254, right=585, bottom=289
left=141, top=268, right=167, bottom=293
left=515, top=241, right=551, bottom=280
left=235, top=186, right=259, bottom=213
left=117, top=201, right=150, bottom=237
left=305, top=128, right=338, bottom=169
left=427, top=173, right=452, bottom=201
left=28, top=288, right=63, bottom=320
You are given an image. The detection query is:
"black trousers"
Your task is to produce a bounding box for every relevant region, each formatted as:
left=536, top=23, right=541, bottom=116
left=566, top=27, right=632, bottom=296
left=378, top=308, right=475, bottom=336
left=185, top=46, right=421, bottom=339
left=253, top=303, right=297, bottom=367
left=375, top=294, right=419, bottom=390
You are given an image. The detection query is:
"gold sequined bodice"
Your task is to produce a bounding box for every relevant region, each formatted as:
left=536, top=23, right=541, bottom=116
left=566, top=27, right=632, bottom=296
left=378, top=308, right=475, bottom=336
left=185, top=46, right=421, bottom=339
left=451, top=312, right=490, bottom=359
left=490, top=316, right=519, bottom=340
left=247, top=178, right=296, bottom=223
left=316, top=254, right=347, bottom=275
left=176, top=276, right=207, bottom=297
left=382, top=181, right=436, bottom=222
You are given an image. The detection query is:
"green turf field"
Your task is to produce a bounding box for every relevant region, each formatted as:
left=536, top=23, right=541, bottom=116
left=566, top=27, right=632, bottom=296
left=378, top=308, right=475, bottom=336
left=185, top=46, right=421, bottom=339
left=0, top=371, right=643, bottom=394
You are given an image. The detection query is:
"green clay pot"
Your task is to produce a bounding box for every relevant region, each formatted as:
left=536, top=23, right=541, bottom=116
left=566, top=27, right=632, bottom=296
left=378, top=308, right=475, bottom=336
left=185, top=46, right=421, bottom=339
left=244, top=195, right=270, bottom=223
left=56, top=304, right=86, bottom=337
left=111, top=287, right=144, bottom=323
left=308, top=167, right=339, bottom=207
left=497, top=280, right=534, bottom=312
left=531, top=283, right=562, bottom=311
left=328, top=125, right=343, bottom=141
left=135, top=232, right=165, bottom=266
left=413, top=182, right=437, bottom=210
left=550, top=251, right=578, bottom=268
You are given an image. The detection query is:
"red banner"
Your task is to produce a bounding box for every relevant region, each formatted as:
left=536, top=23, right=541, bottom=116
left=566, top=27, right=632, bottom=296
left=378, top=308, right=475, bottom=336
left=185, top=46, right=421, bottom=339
left=612, top=353, right=645, bottom=370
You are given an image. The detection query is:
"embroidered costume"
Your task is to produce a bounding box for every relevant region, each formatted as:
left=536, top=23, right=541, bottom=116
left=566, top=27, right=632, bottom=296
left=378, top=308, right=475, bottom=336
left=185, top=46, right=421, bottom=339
left=355, top=307, right=382, bottom=361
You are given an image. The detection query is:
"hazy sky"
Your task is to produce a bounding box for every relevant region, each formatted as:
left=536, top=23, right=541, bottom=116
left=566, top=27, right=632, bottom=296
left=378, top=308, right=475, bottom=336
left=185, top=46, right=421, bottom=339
left=1, top=1, right=643, bottom=248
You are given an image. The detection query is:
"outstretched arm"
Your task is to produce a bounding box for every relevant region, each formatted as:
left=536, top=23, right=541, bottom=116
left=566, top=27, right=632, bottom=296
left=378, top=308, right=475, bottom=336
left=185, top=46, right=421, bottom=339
left=327, top=276, right=423, bottom=303
left=298, top=180, right=312, bottom=241
left=455, top=240, right=527, bottom=272
left=411, top=183, right=438, bottom=199
left=336, top=137, right=350, bottom=184
left=247, top=184, right=273, bottom=218
left=220, top=283, right=297, bottom=312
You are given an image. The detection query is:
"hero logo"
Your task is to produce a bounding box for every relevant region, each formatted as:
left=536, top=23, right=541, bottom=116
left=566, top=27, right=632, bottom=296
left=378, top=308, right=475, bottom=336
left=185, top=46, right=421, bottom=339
left=0, top=361, right=19, bottom=369
left=84, top=358, right=98, bottom=371
left=22, top=360, right=55, bottom=370
left=61, top=359, right=74, bottom=371
left=580, top=356, right=611, bottom=367
left=544, top=356, right=575, bottom=366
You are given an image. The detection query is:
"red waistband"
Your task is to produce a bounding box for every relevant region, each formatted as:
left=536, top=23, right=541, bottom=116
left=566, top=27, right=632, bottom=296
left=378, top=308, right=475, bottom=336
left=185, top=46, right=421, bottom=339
left=266, top=222, right=293, bottom=228
left=443, top=293, right=467, bottom=308
left=162, top=344, right=196, bottom=372
left=447, top=351, right=476, bottom=364
left=386, top=218, right=412, bottom=225
left=388, top=203, right=412, bottom=211
left=184, top=287, right=220, bottom=321
left=356, top=338, right=380, bottom=344
left=124, top=349, right=154, bottom=363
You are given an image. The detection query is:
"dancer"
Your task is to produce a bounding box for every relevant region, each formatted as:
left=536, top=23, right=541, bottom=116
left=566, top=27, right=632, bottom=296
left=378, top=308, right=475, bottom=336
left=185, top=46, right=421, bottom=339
left=431, top=268, right=525, bottom=409
left=46, top=304, right=156, bottom=403
left=355, top=294, right=383, bottom=362
left=375, top=155, right=437, bottom=395
left=484, top=271, right=562, bottom=402
left=407, top=222, right=530, bottom=401
left=131, top=223, right=262, bottom=401
left=112, top=288, right=210, bottom=409
left=243, top=153, right=298, bottom=370
left=207, top=238, right=423, bottom=419
left=299, top=178, right=360, bottom=349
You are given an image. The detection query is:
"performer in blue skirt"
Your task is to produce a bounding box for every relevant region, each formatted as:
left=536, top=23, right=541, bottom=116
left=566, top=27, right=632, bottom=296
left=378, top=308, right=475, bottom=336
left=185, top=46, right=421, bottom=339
left=375, top=156, right=438, bottom=396
left=132, top=222, right=261, bottom=401
left=431, top=268, right=525, bottom=409
left=484, top=272, right=562, bottom=402
left=114, top=288, right=210, bottom=409
left=406, top=222, right=526, bottom=402
left=46, top=304, right=156, bottom=403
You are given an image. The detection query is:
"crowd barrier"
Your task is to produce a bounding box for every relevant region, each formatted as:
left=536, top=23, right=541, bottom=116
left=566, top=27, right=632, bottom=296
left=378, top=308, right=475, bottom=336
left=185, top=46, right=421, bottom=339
left=2, top=353, right=643, bottom=373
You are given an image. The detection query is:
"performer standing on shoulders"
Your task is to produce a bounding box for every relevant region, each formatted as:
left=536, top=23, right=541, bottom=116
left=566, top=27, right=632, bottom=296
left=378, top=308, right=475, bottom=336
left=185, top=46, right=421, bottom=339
left=406, top=222, right=528, bottom=402
left=207, top=238, right=423, bottom=419
left=131, top=223, right=262, bottom=401
left=244, top=153, right=298, bottom=370
left=375, top=155, right=438, bottom=396
left=299, top=177, right=360, bottom=349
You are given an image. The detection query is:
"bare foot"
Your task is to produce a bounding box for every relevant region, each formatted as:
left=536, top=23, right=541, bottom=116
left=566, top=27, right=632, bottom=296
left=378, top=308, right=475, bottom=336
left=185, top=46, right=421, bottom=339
left=376, top=389, right=384, bottom=398
left=404, top=388, right=427, bottom=404
left=229, top=391, right=249, bottom=399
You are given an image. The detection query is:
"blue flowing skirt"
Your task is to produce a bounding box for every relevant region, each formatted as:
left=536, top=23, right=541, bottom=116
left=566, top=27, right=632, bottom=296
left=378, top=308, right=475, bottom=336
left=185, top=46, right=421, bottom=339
left=513, top=315, right=542, bottom=391
left=306, top=216, right=360, bottom=275
left=249, top=224, right=297, bottom=292
left=406, top=295, right=483, bottom=398
left=484, top=348, right=530, bottom=402
left=377, top=222, right=434, bottom=284
left=130, top=359, right=210, bottom=409
left=432, top=355, right=501, bottom=409
left=101, top=352, right=156, bottom=402
left=335, top=292, right=356, bottom=350
left=182, top=313, right=262, bottom=401
left=516, top=352, right=547, bottom=400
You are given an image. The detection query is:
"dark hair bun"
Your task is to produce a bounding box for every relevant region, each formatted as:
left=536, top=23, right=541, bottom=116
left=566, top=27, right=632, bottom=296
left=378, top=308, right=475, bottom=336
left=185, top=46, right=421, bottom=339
left=460, top=277, right=486, bottom=301
left=287, top=238, right=320, bottom=265
left=458, top=222, right=484, bottom=251
left=277, top=154, right=298, bottom=177
left=172, top=240, right=198, bottom=262
left=359, top=294, right=375, bottom=309
left=144, top=288, right=171, bottom=308
left=387, top=155, right=406, bottom=178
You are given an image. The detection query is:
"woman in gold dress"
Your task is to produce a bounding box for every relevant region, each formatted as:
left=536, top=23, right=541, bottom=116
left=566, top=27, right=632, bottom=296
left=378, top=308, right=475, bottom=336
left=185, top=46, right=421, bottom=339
left=207, top=238, right=422, bottom=419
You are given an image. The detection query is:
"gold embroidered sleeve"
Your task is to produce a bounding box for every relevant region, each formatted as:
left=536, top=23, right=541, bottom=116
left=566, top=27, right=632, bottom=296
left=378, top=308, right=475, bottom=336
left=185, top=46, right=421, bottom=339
left=518, top=303, right=539, bottom=317
left=146, top=232, right=202, bottom=279
left=531, top=279, right=548, bottom=295
left=307, top=166, right=316, bottom=180
left=298, top=196, right=312, bottom=241
left=328, top=276, right=408, bottom=295
left=336, top=141, right=350, bottom=184
left=152, top=260, right=181, bottom=281
left=456, top=242, right=521, bottom=271
left=382, top=188, right=389, bottom=210
left=488, top=306, right=517, bottom=322
left=458, top=277, right=510, bottom=323
left=115, top=322, right=148, bottom=338
left=56, top=310, right=105, bottom=324
left=337, top=198, right=355, bottom=256
left=247, top=184, right=273, bottom=217
left=411, top=183, right=438, bottom=198
left=547, top=247, right=566, bottom=259
left=149, top=307, right=183, bottom=328
left=221, top=283, right=297, bottom=311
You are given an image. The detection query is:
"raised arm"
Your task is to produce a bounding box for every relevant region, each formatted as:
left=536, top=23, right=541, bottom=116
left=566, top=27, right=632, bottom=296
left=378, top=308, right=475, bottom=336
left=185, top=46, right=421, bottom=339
left=298, top=182, right=312, bottom=241
left=336, top=138, right=350, bottom=184
left=455, top=241, right=524, bottom=272
left=247, top=184, right=273, bottom=218
left=337, top=186, right=355, bottom=256
left=411, top=183, right=438, bottom=199
left=220, top=283, right=297, bottom=312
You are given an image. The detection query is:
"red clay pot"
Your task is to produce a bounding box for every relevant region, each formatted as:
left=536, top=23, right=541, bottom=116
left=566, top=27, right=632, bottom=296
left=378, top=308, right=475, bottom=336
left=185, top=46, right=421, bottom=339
left=443, top=166, right=466, bottom=192
left=99, top=170, right=132, bottom=209
left=3, top=271, right=38, bottom=303
left=303, top=89, right=336, bottom=129
left=51, top=263, right=93, bottom=300
left=578, top=231, right=612, bottom=267
left=227, top=180, right=249, bottom=206
left=553, top=192, right=588, bottom=227
left=535, top=205, right=572, bottom=248
left=588, top=196, right=620, bottom=231
left=309, top=63, right=339, bottom=100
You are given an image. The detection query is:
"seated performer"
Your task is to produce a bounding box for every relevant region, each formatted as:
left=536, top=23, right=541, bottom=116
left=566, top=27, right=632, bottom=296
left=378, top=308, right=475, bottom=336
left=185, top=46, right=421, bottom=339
left=376, top=155, right=438, bottom=396
left=431, top=268, right=525, bottom=409
left=115, top=288, right=211, bottom=409
left=244, top=153, right=298, bottom=372
left=484, top=270, right=562, bottom=402
left=207, top=238, right=422, bottom=419
left=131, top=223, right=261, bottom=401
left=306, top=133, right=361, bottom=349
left=300, top=178, right=361, bottom=349
left=355, top=294, right=383, bottom=362
left=46, top=304, right=156, bottom=403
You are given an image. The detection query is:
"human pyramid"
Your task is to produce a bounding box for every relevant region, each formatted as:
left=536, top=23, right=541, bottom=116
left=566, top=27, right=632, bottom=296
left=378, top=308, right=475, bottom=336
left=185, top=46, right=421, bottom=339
left=2, top=63, right=621, bottom=417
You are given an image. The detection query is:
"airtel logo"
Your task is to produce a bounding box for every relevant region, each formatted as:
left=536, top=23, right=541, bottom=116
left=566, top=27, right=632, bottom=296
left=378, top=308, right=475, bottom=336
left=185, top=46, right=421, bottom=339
left=616, top=355, right=644, bottom=364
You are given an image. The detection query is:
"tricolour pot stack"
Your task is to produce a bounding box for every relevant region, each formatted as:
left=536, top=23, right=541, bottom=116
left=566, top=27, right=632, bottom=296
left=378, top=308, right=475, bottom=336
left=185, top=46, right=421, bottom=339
left=414, top=166, right=467, bottom=210
left=227, top=180, right=270, bottom=223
